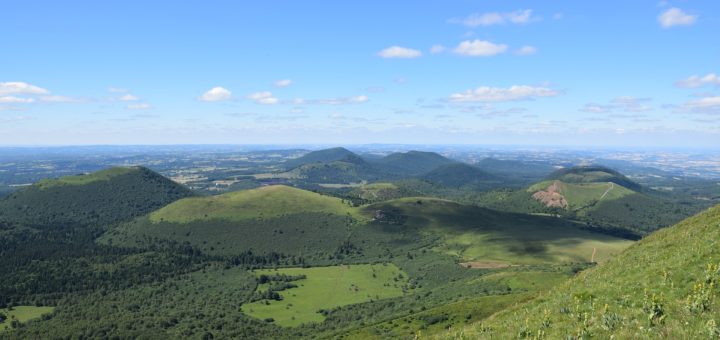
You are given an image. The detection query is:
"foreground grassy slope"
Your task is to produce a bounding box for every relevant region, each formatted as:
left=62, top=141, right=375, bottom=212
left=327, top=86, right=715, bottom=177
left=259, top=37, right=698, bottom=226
left=442, top=204, right=720, bottom=339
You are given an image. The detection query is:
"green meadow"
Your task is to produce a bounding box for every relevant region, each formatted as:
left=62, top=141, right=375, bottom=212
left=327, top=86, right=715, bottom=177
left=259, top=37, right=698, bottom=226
left=242, top=264, right=408, bottom=327
left=148, top=185, right=362, bottom=223
left=0, top=306, right=55, bottom=331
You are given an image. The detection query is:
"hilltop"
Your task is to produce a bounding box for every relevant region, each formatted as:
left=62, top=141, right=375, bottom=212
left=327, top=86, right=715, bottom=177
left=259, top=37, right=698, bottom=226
left=373, top=151, right=457, bottom=176
left=475, top=158, right=556, bottom=183
left=420, top=163, right=505, bottom=190
left=0, top=166, right=194, bottom=227
left=546, top=165, right=642, bottom=191
left=444, top=204, right=720, bottom=339
left=283, top=147, right=364, bottom=170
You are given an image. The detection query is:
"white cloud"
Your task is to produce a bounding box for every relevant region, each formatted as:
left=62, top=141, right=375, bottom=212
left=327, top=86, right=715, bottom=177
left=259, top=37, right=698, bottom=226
left=430, top=44, right=446, bottom=54
left=675, top=73, right=720, bottom=88
left=290, top=95, right=369, bottom=105
left=580, top=96, right=652, bottom=113
left=515, top=46, right=537, bottom=56
left=453, top=40, right=508, bottom=56
left=377, top=46, right=422, bottom=59
left=449, top=85, right=559, bottom=102
left=274, top=79, right=293, bottom=88
left=0, top=82, right=49, bottom=95
left=0, top=96, right=35, bottom=103
left=687, top=96, right=720, bottom=108
left=658, top=7, right=697, bottom=28
left=39, top=95, right=83, bottom=103
left=200, top=86, right=232, bottom=102
left=126, top=103, right=152, bottom=110
left=553, top=13, right=564, bottom=20
left=451, top=9, right=535, bottom=27
left=108, top=87, right=128, bottom=93
left=119, top=94, right=139, bottom=101
left=580, top=103, right=613, bottom=113
left=248, top=91, right=279, bottom=105
left=611, top=96, right=652, bottom=112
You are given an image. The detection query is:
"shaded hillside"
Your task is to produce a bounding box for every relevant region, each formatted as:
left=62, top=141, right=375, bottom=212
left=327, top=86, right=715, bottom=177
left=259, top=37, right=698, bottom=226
left=444, top=204, right=720, bottom=339
left=0, top=167, right=194, bottom=228
left=374, top=151, right=457, bottom=176
left=420, top=163, right=507, bottom=190
left=476, top=158, right=556, bottom=183
left=283, top=147, right=363, bottom=170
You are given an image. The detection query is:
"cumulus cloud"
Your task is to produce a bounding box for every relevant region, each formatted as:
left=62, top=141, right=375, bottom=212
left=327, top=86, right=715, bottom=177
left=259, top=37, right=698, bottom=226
left=515, top=46, right=537, bottom=56
left=430, top=44, right=446, bottom=54
left=119, top=94, right=139, bottom=101
left=248, top=91, right=279, bottom=105
left=450, top=9, right=535, bottom=27
left=0, top=96, right=35, bottom=103
left=39, top=95, right=84, bottom=103
left=449, top=85, right=559, bottom=102
left=274, top=79, right=293, bottom=88
left=658, top=8, right=697, bottom=28
left=675, top=73, right=720, bottom=88
left=377, top=46, right=422, bottom=59
left=108, top=87, right=128, bottom=93
left=453, top=40, right=508, bottom=56
left=0, top=82, right=49, bottom=95
left=687, top=96, right=720, bottom=109
left=290, top=95, right=369, bottom=105
left=580, top=96, right=652, bottom=113
left=580, top=103, right=614, bottom=113
left=126, top=103, right=152, bottom=110
left=200, top=86, right=232, bottom=102
left=611, top=96, right=652, bottom=112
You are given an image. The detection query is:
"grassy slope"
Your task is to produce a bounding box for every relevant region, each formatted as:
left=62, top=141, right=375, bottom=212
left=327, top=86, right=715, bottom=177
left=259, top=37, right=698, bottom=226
left=529, top=180, right=635, bottom=210
left=0, top=306, right=55, bottom=331
left=149, top=185, right=359, bottom=223
left=441, top=204, right=720, bottom=339
left=242, top=264, right=407, bottom=327
left=363, top=198, right=633, bottom=265
left=34, top=167, right=135, bottom=188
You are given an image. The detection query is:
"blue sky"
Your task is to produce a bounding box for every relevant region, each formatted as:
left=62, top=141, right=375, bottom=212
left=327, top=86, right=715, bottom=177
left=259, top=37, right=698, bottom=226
left=1, top=1, right=719, bottom=147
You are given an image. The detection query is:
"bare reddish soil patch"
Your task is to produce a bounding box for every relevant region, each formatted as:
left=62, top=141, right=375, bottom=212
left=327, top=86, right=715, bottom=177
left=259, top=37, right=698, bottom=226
left=532, top=181, right=568, bottom=209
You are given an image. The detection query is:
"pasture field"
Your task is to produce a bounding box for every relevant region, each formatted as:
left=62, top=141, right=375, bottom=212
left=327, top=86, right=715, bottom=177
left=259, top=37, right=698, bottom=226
left=0, top=306, right=55, bottom=331
left=242, top=264, right=408, bottom=327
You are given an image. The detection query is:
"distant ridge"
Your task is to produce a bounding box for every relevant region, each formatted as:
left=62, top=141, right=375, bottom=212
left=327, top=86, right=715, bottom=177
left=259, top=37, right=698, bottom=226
left=421, top=163, right=501, bottom=189
left=375, top=151, right=456, bottom=176
left=283, top=147, right=364, bottom=170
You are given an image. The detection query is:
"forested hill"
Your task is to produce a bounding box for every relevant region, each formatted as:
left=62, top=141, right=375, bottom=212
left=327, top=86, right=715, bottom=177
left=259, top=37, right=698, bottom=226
left=374, top=151, right=456, bottom=176
left=0, top=166, right=194, bottom=227
left=283, top=147, right=364, bottom=170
